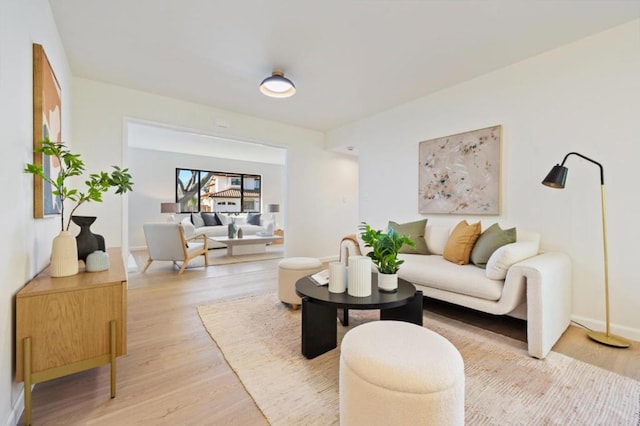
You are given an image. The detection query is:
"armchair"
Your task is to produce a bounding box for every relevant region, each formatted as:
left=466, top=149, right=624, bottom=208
left=142, top=223, right=209, bottom=274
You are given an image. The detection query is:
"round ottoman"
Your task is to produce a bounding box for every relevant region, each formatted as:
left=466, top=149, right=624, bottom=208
left=339, top=321, right=465, bottom=426
left=278, top=257, right=322, bottom=310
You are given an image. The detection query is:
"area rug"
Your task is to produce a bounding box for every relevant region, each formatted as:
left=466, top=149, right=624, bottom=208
left=198, top=294, right=640, bottom=425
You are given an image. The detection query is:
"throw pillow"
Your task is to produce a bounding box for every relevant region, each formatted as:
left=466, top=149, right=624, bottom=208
left=485, top=241, right=539, bottom=280
left=470, top=223, right=517, bottom=269
left=216, top=213, right=229, bottom=225
left=443, top=220, right=481, bottom=265
left=247, top=212, right=261, bottom=226
left=388, top=219, right=429, bottom=254
left=201, top=212, right=222, bottom=227
left=191, top=212, right=205, bottom=228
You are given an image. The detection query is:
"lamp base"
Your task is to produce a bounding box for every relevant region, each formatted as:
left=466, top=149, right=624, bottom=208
left=586, top=330, right=631, bottom=348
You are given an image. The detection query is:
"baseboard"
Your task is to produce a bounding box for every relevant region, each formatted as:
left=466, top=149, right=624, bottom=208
left=571, top=314, right=640, bottom=342
left=318, top=255, right=339, bottom=264
left=6, top=384, right=26, bottom=426
left=127, top=253, right=139, bottom=273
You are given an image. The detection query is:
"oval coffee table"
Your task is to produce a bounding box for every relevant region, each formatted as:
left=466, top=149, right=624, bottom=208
left=295, top=274, right=423, bottom=359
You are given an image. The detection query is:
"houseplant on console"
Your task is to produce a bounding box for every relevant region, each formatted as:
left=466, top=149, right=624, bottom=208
left=25, top=137, right=133, bottom=277
left=358, top=222, right=415, bottom=292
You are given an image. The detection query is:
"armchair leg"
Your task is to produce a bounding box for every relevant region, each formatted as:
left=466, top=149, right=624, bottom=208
left=204, top=252, right=209, bottom=267
left=142, top=258, right=153, bottom=273
left=178, top=260, right=188, bottom=274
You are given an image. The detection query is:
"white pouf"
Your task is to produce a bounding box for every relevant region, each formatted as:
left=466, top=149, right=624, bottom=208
left=277, top=257, right=322, bottom=310
left=340, top=321, right=465, bottom=426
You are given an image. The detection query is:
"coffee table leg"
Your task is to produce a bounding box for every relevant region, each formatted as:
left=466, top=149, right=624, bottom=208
left=380, top=290, right=424, bottom=326
left=338, top=308, right=349, bottom=326
left=302, top=297, right=338, bottom=359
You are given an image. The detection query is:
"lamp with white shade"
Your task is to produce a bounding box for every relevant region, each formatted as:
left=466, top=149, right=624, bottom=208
left=160, top=202, right=180, bottom=222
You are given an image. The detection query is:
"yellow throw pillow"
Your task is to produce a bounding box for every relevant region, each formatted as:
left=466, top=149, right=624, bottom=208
left=443, top=220, right=481, bottom=265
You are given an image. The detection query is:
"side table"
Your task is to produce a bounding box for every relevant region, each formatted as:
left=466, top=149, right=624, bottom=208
left=16, top=247, right=127, bottom=425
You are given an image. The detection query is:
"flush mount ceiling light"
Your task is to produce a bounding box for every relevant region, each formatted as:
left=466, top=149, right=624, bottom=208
left=260, top=71, right=296, bottom=98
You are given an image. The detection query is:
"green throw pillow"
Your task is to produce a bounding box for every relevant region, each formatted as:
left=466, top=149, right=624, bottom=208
left=470, top=223, right=517, bottom=268
left=388, top=219, right=429, bottom=255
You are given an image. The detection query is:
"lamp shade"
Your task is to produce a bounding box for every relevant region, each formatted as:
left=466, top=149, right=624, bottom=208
left=542, top=165, right=568, bottom=188
left=160, top=202, right=180, bottom=213
left=260, top=71, right=296, bottom=98
left=267, top=204, right=280, bottom=213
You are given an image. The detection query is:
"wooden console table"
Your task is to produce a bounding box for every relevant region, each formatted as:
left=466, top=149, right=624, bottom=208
left=16, top=247, right=127, bottom=425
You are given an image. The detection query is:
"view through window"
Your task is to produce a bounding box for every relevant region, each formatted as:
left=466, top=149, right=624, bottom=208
left=175, top=168, right=261, bottom=213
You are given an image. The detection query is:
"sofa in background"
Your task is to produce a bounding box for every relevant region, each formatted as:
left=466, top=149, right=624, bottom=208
left=340, top=218, right=572, bottom=359
left=177, top=212, right=271, bottom=249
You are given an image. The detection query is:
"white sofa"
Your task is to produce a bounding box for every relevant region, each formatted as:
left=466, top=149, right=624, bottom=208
left=177, top=212, right=271, bottom=249
left=340, top=221, right=572, bottom=359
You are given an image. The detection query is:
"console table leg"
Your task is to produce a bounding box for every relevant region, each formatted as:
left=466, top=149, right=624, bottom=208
left=110, top=320, right=116, bottom=398
left=23, top=337, right=32, bottom=425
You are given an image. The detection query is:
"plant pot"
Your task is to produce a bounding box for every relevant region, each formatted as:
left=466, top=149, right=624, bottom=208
left=50, top=231, right=79, bottom=277
left=378, top=272, right=398, bottom=293
left=72, top=216, right=106, bottom=262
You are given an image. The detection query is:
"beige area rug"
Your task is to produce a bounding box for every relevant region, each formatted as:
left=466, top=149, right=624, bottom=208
left=198, top=293, right=640, bottom=426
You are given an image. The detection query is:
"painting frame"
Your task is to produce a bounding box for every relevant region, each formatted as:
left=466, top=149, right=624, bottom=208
left=418, top=125, right=502, bottom=215
left=32, top=43, right=62, bottom=218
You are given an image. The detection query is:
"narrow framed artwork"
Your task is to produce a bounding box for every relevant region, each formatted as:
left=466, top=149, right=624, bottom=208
left=32, top=43, right=63, bottom=218
left=418, top=125, right=501, bottom=215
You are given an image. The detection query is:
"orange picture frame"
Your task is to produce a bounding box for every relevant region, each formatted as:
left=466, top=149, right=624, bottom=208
left=32, top=43, right=62, bottom=218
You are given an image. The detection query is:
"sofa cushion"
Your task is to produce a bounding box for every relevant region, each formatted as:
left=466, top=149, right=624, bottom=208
left=247, top=212, right=261, bottom=226
left=470, top=223, right=517, bottom=269
left=443, top=221, right=481, bottom=265
left=398, top=254, right=504, bottom=301
left=201, top=212, right=222, bottom=227
left=388, top=219, right=429, bottom=254
left=425, top=224, right=450, bottom=255
left=485, top=241, right=539, bottom=280
left=191, top=212, right=205, bottom=228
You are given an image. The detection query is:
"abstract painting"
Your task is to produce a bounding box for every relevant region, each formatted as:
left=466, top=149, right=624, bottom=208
left=418, top=125, right=501, bottom=215
left=32, top=43, right=62, bottom=218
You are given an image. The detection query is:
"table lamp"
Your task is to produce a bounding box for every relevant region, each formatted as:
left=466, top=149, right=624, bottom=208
left=160, top=202, right=180, bottom=222
left=542, top=152, right=630, bottom=348
left=267, top=204, right=280, bottom=228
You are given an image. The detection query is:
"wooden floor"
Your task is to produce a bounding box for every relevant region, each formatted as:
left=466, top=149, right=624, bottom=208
left=21, top=254, right=639, bottom=425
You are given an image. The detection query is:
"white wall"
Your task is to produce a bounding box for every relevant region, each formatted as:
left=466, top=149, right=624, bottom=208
left=328, top=20, right=640, bottom=340
left=128, top=147, right=285, bottom=248
left=0, top=0, right=73, bottom=423
left=71, top=78, right=359, bottom=259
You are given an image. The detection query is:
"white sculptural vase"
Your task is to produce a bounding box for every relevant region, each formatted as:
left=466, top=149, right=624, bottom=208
left=347, top=256, right=372, bottom=297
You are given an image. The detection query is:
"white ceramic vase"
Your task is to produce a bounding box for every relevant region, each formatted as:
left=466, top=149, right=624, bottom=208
left=328, top=262, right=347, bottom=293
left=50, top=231, right=79, bottom=277
left=378, top=272, right=398, bottom=293
left=347, top=256, right=372, bottom=297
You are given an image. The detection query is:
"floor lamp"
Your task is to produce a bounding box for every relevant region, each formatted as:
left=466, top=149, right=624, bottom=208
left=542, top=152, right=630, bottom=348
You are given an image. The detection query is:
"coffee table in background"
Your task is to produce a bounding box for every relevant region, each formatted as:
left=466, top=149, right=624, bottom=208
left=295, top=274, right=423, bottom=359
left=212, top=235, right=283, bottom=256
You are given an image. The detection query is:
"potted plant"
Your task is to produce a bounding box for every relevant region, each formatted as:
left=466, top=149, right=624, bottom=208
left=25, top=137, right=133, bottom=276
left=358, top=222, right=415, bottom=292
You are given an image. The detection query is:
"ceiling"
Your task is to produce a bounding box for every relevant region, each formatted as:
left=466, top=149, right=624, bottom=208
left=49, top=0, right=639, bottom=132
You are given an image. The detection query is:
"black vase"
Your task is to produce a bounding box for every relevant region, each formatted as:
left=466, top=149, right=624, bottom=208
left=72, top=216, right=106, bottom=262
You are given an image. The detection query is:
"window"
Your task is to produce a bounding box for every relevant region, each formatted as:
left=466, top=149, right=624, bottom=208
left=175, top=169, right=261, bottom=213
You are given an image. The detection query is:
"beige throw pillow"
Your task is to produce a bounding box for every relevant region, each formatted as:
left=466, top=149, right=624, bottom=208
left=443, top=220, right=481, bottom=265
